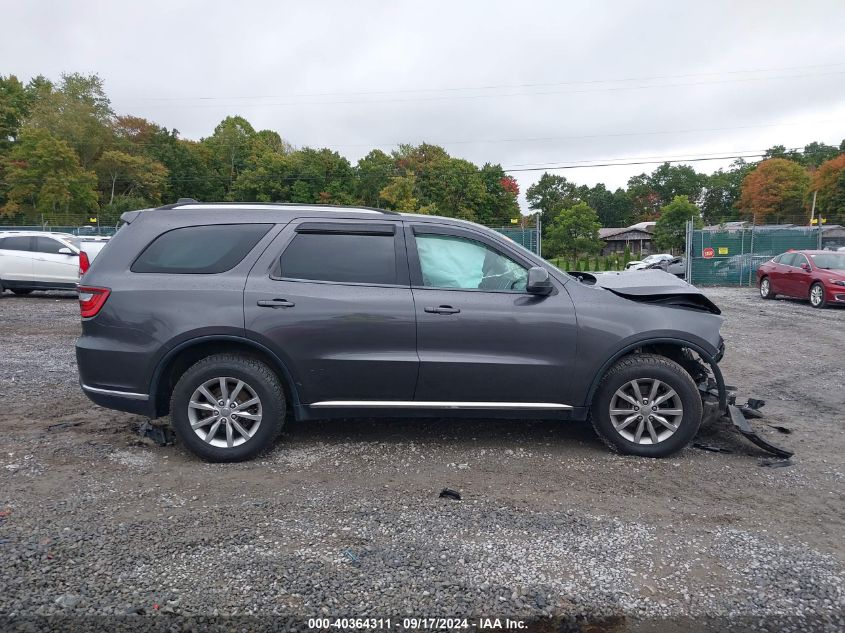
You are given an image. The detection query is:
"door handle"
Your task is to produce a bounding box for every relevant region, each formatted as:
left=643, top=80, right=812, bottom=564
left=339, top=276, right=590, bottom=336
left=257, top=299, right=295, bottom=308
left=424, top=305, right=460, bottom=314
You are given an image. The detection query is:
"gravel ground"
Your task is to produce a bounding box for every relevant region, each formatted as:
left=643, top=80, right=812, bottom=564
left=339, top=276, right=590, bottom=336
left=0, top=287, right=843, bottom=632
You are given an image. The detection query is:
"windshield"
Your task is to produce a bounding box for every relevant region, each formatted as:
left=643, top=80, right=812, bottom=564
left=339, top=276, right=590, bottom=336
left=809, top=253, right=845, bottom=270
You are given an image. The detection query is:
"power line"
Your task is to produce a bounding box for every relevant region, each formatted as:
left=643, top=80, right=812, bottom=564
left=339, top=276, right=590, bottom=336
left=114, top=62, right=845, bottom=102
left=117, top=69, right=845, bottom=109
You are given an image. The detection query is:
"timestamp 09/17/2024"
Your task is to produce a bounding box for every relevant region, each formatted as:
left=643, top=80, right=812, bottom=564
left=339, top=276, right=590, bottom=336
left=307, top=617, right=528, bottom=630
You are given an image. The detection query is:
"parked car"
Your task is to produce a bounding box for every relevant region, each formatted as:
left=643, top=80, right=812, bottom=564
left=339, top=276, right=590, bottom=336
left=757, top=250, right=845, bottom=308
left=77, top=202, right=728, bottom=462
left=79, top=236, right=111, bottom=263
left=644, top=256, right=686, bottom=277
left=0, top=231, right=82, bottom=294
left=625, top=253, right=673, bottom=271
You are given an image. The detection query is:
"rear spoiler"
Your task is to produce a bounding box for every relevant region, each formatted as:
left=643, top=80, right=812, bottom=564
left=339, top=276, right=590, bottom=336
left=119, top=210, right=144, bottom=225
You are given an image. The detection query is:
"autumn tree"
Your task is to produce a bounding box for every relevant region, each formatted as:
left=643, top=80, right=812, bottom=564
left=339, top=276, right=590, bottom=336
left=95, top=150, right=168, bottom=204
left=653, top=195, right=702, bottom=253
left=738, top=158, right=810, bottom=223
left=812, top=154, right=845, bottom=224
left=545, top=202, right=603, bottom=261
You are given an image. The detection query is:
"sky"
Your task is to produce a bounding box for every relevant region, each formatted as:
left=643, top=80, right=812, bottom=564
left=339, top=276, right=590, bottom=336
left=3, top=0, right=844, bottom=212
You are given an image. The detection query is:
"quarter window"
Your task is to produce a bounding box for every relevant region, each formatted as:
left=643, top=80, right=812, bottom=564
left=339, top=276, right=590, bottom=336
left=415, top=234, right=528, bottom=291
left=132, top=224, right=271, bottom=274
left=35, top=236, right=71, bottom=254
left=279, top=232, right=397, bottom=284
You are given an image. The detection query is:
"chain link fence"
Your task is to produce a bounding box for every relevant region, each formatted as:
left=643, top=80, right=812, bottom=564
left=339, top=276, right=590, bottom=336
left=687, top=223, right=823, bottom=286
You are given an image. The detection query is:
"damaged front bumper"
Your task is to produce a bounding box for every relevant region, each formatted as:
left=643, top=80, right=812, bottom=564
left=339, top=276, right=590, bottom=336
left=699, top=373, right=794, bottom=459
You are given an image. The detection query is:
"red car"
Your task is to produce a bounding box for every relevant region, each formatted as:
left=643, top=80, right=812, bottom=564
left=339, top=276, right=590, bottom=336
left=756, top=250, right=845, bottom=308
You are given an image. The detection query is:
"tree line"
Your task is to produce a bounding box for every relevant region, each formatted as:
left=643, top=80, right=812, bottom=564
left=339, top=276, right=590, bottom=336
left=1, top=72, right=844, bottom=261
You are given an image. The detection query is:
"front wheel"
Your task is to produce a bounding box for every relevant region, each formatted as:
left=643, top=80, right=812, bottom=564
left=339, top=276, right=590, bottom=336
left=170, top=354, right=286, bottom=462
left=809, top=282, right=827, bottom=309
left=591, top=354, right=703, bottom=458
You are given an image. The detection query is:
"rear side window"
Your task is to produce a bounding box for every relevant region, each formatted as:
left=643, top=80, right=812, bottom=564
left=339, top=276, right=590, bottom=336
left=279, top=232, right=397, bottom=284
left=35, top=236, right=70, bottom=254
left=0, top=236, right=33, bottom=251
left=779, top=253, right=797, bottom=267
left=132, top=224, right=271, bottom=274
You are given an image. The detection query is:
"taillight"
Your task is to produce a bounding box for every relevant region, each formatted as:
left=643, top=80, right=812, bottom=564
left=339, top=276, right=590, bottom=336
left=78, top=286, right=110, bottom=318
left=79, top=251, right=91, bottom=275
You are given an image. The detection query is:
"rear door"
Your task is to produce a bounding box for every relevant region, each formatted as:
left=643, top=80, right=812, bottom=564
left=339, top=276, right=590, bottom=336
left=786, top=253, right=812, bottom=298
left=406, top=222, right=578, bottom=406
left=0, top=236, right=35, bottom=283
left=244, top=218, right=418, bottom=405
left=32, top=236, right=78, bottom=286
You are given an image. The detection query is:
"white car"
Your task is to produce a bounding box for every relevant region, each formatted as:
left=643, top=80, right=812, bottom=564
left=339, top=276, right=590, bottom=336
left=0, top=231, right=86, bottom=294
left=625, top=253, right=674, bottom=270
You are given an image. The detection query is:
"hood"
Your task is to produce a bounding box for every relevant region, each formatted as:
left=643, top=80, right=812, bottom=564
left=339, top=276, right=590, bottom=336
left=568, top=269, right=721, bottom=314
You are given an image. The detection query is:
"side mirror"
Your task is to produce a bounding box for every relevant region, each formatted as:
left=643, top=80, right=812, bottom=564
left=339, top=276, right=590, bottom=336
left=526, top=266, right=553, bottom=295
left=58, top=247, right=75, bottom=255
left=801, top=262, right=811, bottom=272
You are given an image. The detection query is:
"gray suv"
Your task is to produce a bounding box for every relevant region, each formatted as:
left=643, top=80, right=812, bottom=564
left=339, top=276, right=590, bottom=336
left=76, top=202, right=728, bottom=462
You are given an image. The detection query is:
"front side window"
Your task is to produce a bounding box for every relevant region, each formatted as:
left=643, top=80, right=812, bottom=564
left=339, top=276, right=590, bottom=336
left=35, top=236, right=71, bottom=254
left=779, top=253, right=797, bottom=267
left=132, top=224, right=271, bottom=274
left=415, top=234, right=528, bottom=291
left=793, top=254, right=809, bottom=269
left=0, top=236, right=33, bottom=252
left=279, top=232, right=397, bottom=284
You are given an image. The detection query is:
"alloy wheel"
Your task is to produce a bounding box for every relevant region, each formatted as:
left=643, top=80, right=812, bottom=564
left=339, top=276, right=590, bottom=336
left=609, top=378, right=684, bottom=445
left=760, top=279, right=770, bottom=297
left=187, top=377, right=263, bottom=448
left=810, top=285, right=823, bottom=307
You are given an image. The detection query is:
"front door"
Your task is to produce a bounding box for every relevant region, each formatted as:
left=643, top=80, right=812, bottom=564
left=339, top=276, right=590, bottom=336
left=405, top=223, right=578, bottom=406
left=244, top=219, right=418, bottom=405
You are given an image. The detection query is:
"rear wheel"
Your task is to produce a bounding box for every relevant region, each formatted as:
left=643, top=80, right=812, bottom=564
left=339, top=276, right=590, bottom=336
left=11, top=288, right=33, bottom=295
left=169, top=354, right=286, bottom=462
left=759, top=277, right=774, bottom=299
left=591, top=354, right=702, bottom=458
left=809, top=282, right=827, bottom=309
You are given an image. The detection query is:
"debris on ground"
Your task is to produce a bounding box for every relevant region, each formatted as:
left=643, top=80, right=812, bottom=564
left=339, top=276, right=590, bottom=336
left=760, top=458, right=794, bottom=468
left=138, top=420, right=175, bottom=446
left=693, top=443, right=734, bottom=454
left=767, top=424, right=793, bottom=435
left=47, top=421, right=82, bottom=432
left=439, top=488, right=462, bottom=501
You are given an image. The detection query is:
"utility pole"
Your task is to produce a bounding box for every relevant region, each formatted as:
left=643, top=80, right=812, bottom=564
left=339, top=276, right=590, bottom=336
left=809, top=190, right=817, bottom=225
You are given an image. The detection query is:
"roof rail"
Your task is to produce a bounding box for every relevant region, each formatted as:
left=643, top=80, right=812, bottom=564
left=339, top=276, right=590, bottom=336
left=157, top=201, right=400, bottom=215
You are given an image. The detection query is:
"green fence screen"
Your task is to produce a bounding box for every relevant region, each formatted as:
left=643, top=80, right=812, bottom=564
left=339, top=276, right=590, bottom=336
left=490, top=226, right=540, bottom=255
left=689, top=226, right=822, bottom=286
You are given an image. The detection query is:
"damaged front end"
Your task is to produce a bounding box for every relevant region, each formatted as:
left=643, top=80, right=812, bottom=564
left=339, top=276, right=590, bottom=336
left=574, top=270, right=794, bottom=458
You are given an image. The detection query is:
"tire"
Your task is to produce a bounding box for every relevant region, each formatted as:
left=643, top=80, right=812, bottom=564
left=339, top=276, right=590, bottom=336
left=169, top=353, right=286, bottom=462
left=590, top=353, right=703, bottom=458
left=809, top=282, right=827, bottom=309
left=11, top=288, right=33, bottom=296
left=759, top=276, right=774, bottom=300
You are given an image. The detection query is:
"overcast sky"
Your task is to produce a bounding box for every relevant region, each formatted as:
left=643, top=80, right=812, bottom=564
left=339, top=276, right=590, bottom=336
left=3, top=0, right=844, bottom=211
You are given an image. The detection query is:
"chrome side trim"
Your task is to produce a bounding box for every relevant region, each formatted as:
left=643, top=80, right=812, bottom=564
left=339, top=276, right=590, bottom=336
left=82, top=384, right=149, bottom=401
left=309, top=400, right=572, bottom=410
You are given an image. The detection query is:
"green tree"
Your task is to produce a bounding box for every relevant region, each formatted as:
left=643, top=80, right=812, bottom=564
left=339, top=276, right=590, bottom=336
left=0, top=75, right=30, bottom=151
left=379, top=173, right=418, bottom=211
left=700, top=159, right=753, bottom=225
left=202, top=115, right=256, bottom=195
left=2, top=127, right=98, bottom=222
left=355, top=149, right=394, bottom=206
left=575, top=183, right=632, bottom=227
left=627, top=163, right=705, bottom=220
left=545, top=201, right=603, bottom=261
left=801, top=141, right=841, bottom=169
left=232, top=149, right=293, bottom=202
left=526, top=173, right=578, bottom=231
left=654, top=195, right=701, bottom=253
left=738, top=158, right=810, bottom=223
left=25, top=73, right=114, bottom=168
